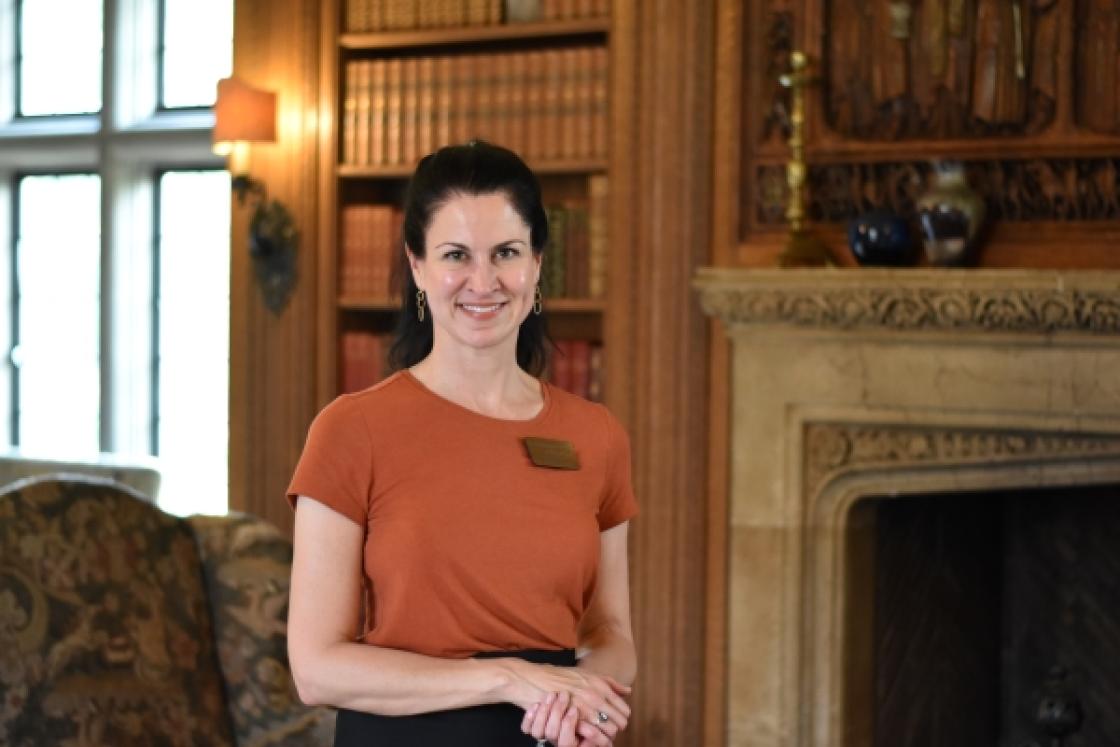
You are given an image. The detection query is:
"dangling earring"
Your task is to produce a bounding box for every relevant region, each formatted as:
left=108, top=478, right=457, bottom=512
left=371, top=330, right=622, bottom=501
left=416, top=289, right=426, bottom=322
left=533, top=285, right=543, bottom=315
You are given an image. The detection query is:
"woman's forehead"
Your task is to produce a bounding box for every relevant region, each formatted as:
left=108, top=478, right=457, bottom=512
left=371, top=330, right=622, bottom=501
left=428, top=193, right=529, bottom=239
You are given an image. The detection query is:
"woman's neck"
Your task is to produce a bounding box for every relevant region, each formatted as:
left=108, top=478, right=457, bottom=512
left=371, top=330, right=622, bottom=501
left=409, top=339, right=542, bottom=419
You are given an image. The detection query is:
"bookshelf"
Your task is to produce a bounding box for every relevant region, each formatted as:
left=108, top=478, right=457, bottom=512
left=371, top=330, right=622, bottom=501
left=319, top=0, right=613, bottom=404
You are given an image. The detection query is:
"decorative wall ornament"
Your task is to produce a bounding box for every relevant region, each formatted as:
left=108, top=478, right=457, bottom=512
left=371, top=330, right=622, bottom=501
left=803, top=422, right=1120, bottom=498
left=755, top=157, right=1120, bottom=225
left=694, top=271, right=1120, bottom=334
left=823, top=0, right=1059, bottom=140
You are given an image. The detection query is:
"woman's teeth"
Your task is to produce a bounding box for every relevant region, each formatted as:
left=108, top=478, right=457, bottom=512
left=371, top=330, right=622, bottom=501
left=461, top=303, right=503, bottom=313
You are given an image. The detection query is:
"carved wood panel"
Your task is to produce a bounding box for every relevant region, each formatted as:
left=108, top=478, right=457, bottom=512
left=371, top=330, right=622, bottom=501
left=756, top=157, right=1120, bottom=224
left=730, top=0, right=1120, bottom=266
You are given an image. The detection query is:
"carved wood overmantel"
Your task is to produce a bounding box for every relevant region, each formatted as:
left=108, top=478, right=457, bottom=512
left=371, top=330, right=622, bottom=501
left=715, top=0, right=1120, bottom=268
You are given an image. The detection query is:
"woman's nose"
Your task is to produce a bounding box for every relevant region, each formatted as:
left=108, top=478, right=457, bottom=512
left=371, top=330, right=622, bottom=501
left=467, top=258, right=498, bottom=291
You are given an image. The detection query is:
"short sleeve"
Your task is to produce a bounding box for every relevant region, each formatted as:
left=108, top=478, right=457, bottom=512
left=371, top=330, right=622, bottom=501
left=286, top=395, right=372, bottom=527
left=597, top=407, right=638, bottom=530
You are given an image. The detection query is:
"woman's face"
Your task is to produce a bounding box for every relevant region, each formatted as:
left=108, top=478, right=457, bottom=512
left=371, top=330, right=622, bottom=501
left=408, top=191, right=541, bottom=356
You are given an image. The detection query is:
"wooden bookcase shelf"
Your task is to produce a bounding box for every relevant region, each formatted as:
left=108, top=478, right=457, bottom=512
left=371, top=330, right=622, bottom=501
left=340, top=17, right=609, bottom=50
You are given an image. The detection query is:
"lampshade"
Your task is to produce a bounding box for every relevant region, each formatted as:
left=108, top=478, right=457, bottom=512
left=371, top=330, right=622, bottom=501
left=213, top=77, right=277, bottom=147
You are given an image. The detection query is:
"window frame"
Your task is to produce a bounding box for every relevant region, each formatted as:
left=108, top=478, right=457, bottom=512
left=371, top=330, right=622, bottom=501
left=0, top=0, right=226, bottom=456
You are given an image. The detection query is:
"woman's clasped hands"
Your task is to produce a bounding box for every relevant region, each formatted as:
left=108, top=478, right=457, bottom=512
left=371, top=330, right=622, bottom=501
left=507, top=662, right=631, bottom=747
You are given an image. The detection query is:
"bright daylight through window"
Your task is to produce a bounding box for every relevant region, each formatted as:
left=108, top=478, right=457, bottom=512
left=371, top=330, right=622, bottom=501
left=1, top=0, right=233, bottom=515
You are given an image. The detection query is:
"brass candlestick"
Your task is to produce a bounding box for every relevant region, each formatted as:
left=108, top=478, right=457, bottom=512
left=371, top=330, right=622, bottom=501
left=777, top=51, right=833, bottom=267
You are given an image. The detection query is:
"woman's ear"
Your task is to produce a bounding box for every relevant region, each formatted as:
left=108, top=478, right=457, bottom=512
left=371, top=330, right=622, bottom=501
left=406, top=246, right=423, bottom=288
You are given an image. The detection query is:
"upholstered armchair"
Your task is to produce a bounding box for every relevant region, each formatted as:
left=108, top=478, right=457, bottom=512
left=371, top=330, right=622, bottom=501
left=0, top=476, right=333, bottom=746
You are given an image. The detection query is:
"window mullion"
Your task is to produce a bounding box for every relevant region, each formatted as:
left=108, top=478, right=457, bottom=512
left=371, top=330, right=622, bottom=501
left=99, top=0, right=118, bottom=452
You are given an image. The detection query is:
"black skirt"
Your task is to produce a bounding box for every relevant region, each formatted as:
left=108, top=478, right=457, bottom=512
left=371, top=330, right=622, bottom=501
left=333, top=648, right=578, bottom=747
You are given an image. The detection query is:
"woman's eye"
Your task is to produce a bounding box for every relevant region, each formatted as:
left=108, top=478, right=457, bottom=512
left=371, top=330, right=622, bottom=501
left=443, top=249, right=466, bottom=261
left=495, top=246, right=521, bottom=259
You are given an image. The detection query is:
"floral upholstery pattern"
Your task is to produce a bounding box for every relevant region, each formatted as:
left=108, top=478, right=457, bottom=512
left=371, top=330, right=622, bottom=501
left=0, top=476, right=333, bottom=747
left=187, top=514, right=333, bottom=747
left=0, top=477, right=235, bottom=747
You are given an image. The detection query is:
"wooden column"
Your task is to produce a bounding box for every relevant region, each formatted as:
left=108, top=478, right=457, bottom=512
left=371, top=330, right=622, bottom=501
left=228, top=0, right=323, bottom=533
left=608, top=2, right=716, bottom=744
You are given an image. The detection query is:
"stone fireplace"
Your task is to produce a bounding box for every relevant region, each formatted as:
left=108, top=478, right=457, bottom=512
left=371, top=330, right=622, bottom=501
left=694, top=269, right=1120, bottom=747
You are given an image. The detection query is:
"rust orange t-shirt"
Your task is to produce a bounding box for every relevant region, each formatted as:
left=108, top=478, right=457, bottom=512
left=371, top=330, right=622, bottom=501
left=286, top=370, right=637, bottom=658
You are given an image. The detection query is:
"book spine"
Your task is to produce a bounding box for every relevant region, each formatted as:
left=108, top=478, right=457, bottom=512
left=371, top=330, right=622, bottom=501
left=507, top=52, right=527, bottom=156
left=386, top=58, right=403, bottom=165
left=575, top=47, right=594, bottom=159
left=523, top=51, right=543, bottom=160
left=492, top=52, right=511, bottom=150
left=564, top=201, right=589, bottom=298
left=356, top=60, right=371, bottom=166
left=476, top=53, right=494, bottom=143
left=587, top=344, right=603, bottom=402
left=342, top=62, right=358, bottom=165
left=359, top=205, right=375, bottom=297
left=545, top=205, right=568, bottom=298
left=402, top=56, right=420, bottom=166
left=591, top=46, right=608, bottom=159
left=569, top=339, right=591, bottom=399
left=387, top=205, right=405, bottom=298
left=340, top=205, right=358, bottom=298
left=588, top=174, right=608, bottom=298
left=542, top=50, right=563, bottom=161
left=369, top=0, right=383, bottom=31
left=418, top=56, right=436, bottom=159
left=436, top=55, right=453, bottom=148
left=370, top=59, right=387, bottom=166
left=560, top=49, right=578, bottom=160
left=455, top=53, right=475, bottom=143
left=551, top=340, right=573, bottom=392
left=345, top=0, right=361, bottom=32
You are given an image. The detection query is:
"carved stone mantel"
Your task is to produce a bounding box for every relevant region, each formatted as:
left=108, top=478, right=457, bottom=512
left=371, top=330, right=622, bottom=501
left=694, top=268, right=1120, bottom=747
left=695, top=268, right=1120, bottom=336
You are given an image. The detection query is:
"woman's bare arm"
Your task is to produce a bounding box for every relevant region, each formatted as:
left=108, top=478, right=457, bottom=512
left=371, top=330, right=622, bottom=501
left=575, top=521, right=637, bottom=686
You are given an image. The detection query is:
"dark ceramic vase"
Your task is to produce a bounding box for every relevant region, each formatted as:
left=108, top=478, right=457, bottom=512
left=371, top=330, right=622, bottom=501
left=916, top=161, right=986, bottom=266
left=847, top=209, right=913, bottom=267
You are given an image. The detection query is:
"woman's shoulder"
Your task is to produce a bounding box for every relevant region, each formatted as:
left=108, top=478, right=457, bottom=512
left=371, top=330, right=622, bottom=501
left=544, top=383, right=626, bottom=436
left=313, top=371, right=419, bottom=429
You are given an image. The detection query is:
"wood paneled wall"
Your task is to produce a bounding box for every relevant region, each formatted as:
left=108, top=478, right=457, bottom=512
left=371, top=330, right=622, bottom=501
left=228, top=0, right=325, bottom=534
left=608, top=1, right=716, bottom=744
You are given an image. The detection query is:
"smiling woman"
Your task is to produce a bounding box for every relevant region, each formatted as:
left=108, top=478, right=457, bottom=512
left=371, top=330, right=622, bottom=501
left=286, top=142, right=638, bottom=747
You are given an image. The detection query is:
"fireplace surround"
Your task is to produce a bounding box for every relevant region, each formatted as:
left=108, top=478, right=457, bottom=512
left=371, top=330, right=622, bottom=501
left=694, top=269, right=1120, bottom=747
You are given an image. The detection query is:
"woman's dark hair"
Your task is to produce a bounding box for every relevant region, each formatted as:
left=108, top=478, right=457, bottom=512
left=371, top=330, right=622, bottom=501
left=387, top=141, right=551, bottom=375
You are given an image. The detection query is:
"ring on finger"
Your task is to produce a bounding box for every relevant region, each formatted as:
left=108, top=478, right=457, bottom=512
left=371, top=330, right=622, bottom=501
left=596, top=710, right=610, bottom=724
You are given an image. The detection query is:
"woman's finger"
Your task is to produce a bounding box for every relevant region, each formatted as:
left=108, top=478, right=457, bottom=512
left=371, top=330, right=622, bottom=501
left=521, top=702, right=538, bottom=734
left=570, top=695, right=625, bottom=735
left=544, top=691, right=570, bottom=740
left=575, top=719, right=614, bottom=746
left=530, top=692, right=556, bottom=739
left=556, top=704, right=581, bottom=747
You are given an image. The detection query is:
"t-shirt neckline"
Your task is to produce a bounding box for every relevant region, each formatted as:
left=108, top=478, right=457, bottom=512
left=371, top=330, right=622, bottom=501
left=400, top=369, right=553, bottom=426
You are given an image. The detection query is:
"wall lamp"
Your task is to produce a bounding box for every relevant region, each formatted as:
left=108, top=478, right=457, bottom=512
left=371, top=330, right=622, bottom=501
left=213, top=76, right=298, bottom=314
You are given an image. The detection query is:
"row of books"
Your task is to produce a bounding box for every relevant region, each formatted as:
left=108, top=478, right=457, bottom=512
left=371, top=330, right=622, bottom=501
left=339, top=203, right=403, bottom=300
left=541, top=177, right=608, bottom=298
left=340, top=331, right=603, bottom=402
left=345, top=0, right=609, bottom=33
left=546, top=339, right=603, bottom=401
left=342, top=46, right=608, bottom=168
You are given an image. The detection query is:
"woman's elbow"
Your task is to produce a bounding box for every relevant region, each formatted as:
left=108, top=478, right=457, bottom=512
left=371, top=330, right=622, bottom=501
left=288, top=646, right=328, bottom=706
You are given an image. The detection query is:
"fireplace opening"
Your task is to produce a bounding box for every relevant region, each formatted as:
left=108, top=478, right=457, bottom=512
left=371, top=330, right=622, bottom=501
left=844, top=485, right=1120, bottom=747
